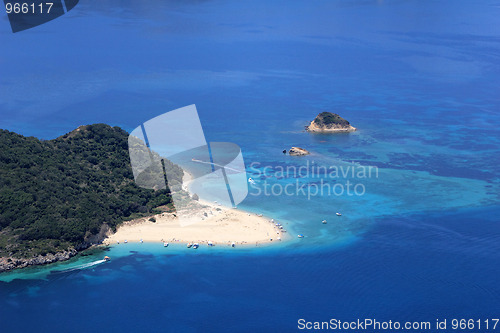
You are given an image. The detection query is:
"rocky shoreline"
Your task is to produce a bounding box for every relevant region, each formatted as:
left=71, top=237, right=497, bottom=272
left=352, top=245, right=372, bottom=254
left=0, top=248, right=78, bottom=273
left=306, top=121, right=356, bottom=133
left=288, top=147, right=311, bottom=156
left=0, top=226, right=111, bottom=273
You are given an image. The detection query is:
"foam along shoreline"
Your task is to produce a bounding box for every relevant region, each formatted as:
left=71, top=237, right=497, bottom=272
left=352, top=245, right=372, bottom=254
left=103, top=203, right=286, bottom=247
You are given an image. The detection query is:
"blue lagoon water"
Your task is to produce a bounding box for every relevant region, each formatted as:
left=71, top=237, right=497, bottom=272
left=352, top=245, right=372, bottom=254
left=0, top=0, right=499, bottom=332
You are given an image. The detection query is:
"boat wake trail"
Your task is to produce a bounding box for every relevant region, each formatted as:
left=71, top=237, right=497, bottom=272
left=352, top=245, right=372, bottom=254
left=52, top=259, right=107, bottom=274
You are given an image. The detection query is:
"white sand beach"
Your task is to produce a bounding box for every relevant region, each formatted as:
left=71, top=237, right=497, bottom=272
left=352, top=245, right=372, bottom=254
left=104, top=169, right=287, bottom=246
left=103, top=202, right=285, bottom=246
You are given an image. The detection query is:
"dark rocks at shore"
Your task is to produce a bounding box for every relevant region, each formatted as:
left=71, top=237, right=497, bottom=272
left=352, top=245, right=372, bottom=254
left=0, top=225, right=110, bottom=273
left=0, top=248, right=78, bottom=273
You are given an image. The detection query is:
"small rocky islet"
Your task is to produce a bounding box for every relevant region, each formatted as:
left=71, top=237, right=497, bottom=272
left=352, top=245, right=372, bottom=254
left=305, top=112, right=356, bottom=133
left=283, top=112, right=356, bottom=156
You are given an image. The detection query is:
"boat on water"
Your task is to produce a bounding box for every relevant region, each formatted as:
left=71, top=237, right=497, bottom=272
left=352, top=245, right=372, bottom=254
left=187, top=243, right=193, bottom=248
left=231, top=242, right=235, bottom=247
left=298, top=234, right=304, bottom=238
left=104, top=256, right=111, bottom=261
left=322, top=219, right=327, bottom=224
left=193, top=243, right=199, bottom=249
left=163, top=242, right=169, bottom=247
left=336, top=212, right=342, bottom=216
left=208, top=241, right=214, bottom=246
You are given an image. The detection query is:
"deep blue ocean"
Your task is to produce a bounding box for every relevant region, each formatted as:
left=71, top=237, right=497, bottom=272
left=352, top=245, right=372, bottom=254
left=1, top=1, right=499, bottom=332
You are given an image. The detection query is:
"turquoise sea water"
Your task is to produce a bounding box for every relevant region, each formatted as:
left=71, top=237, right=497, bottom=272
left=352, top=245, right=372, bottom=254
left=1, top=1, right=499, bottom=332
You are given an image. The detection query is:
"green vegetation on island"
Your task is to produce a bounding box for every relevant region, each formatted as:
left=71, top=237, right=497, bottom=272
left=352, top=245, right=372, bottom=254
left=0, top=124, right=183, bottom=264
left=313, top=112, right=351, bottom=127
left=306, top=112, right=356, bottom=133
